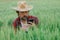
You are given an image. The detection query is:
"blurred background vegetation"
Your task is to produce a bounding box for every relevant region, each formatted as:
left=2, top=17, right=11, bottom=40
left=0, top=0, right=60, bottom=40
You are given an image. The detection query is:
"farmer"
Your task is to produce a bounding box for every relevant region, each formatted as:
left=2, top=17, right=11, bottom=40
left=12, top=1, right=38, bottom=32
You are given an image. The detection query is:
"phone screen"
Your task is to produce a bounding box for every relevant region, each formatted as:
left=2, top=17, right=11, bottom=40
left=29, top=19, right=33, bottom=22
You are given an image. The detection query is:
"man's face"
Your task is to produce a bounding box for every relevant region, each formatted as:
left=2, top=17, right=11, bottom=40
left=19, top=11, right=29, bottom=20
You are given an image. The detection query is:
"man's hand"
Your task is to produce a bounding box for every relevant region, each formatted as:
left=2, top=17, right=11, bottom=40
left=28, top=22, right=36, bottom=27
left=21, top=22, right=35, bottom=30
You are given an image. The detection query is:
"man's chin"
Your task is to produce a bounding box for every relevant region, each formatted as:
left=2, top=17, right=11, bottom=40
left=21, top=17, right=27, bottom=20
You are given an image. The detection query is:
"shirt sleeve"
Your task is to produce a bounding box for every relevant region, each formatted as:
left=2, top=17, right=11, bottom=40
left=13, top=20, right=17, bottom=29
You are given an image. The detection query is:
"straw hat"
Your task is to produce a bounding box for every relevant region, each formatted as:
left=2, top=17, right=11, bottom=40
left=12, top=1, right=33, bottom=11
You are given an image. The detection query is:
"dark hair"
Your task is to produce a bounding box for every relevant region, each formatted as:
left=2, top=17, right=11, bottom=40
left=16, top=11, right=19, bottom=16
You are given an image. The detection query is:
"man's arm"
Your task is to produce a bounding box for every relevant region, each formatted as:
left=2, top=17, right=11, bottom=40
left=28, top=16, right=39, bottom=26
left=34, top=17, right=39, bottom=25
left=13, top=20, right=17, bottom=34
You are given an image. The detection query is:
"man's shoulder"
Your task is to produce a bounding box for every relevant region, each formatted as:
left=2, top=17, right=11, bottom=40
left=28, top=15, right=38, bottom=19
left=14, top=17, right=20, bottom=22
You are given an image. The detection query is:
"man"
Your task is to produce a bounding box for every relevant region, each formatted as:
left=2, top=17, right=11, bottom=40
left=12, top=1, right=38, bottom=32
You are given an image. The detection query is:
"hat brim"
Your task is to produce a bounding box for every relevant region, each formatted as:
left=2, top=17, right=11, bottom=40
left=12, top=6, right=33, bottom=11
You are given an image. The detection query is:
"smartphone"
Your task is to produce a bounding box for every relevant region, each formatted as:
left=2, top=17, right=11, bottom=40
left=28, top=19, right=33, bottom=25
left=29, top=19, right=33, bottom=22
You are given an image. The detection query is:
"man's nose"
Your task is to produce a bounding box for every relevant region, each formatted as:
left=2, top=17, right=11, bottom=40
left=24, top=14, right=27, bottom=16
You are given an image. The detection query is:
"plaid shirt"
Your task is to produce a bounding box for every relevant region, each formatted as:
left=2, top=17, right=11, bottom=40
left=13, top=16, right=38, bottom=29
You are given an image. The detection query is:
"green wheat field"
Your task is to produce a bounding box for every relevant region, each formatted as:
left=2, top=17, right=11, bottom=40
left=0, top=0, right=60, bottom=40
